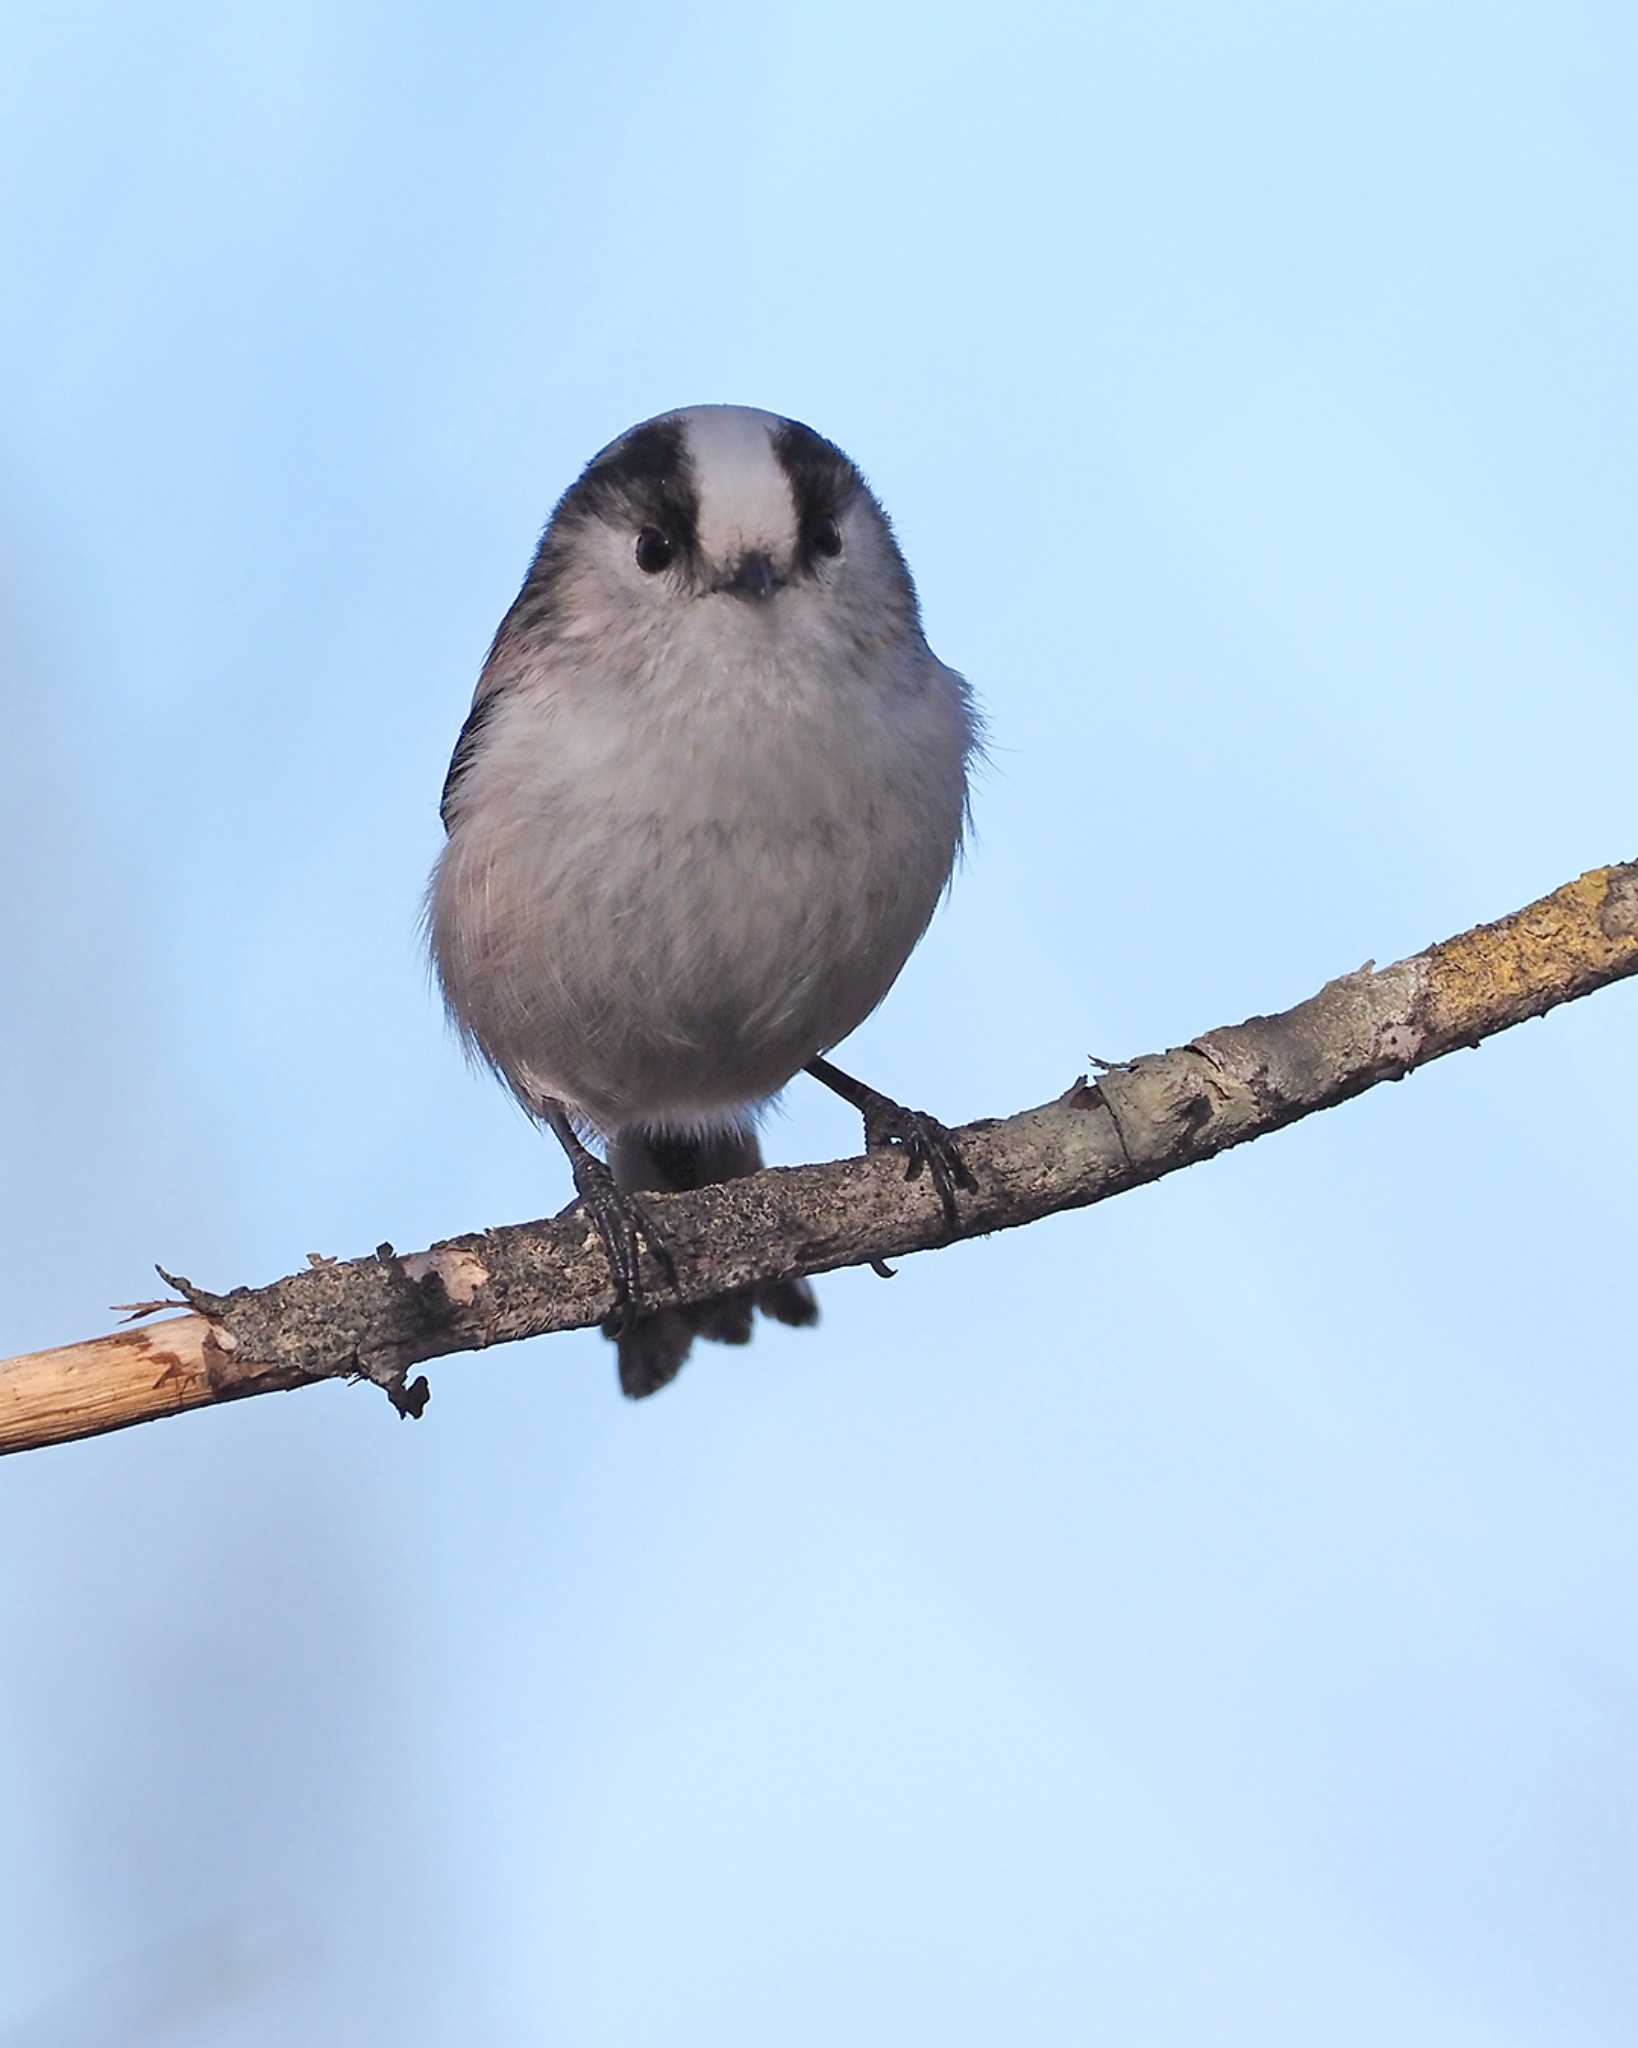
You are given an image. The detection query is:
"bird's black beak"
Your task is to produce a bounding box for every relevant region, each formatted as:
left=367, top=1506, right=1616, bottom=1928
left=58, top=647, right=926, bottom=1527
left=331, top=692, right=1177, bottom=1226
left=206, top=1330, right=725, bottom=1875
left=718, top=550, right=783, bottom=600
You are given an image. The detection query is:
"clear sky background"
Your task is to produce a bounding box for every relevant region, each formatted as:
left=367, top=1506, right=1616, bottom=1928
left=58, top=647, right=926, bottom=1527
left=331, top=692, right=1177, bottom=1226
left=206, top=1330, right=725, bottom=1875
left=3, top=3, right=1636, bottom=2042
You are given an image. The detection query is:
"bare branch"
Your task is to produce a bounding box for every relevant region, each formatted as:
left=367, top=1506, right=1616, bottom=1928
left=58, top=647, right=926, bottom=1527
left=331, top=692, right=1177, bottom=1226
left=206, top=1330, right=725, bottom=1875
left=4, top=861, right=1635, bottom=1457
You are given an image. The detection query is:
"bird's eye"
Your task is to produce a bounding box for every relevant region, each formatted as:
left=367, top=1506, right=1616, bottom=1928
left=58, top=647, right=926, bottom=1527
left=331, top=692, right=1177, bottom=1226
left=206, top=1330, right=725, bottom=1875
left=635, top=528, right=673, bottom=573
left=812, top=516, right=843, bottom=558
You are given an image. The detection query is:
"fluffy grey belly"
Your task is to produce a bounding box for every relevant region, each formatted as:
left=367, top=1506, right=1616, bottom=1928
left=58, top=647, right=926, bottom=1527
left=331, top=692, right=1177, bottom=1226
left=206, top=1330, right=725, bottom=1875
left=433, top=793, right=956, bottom=1134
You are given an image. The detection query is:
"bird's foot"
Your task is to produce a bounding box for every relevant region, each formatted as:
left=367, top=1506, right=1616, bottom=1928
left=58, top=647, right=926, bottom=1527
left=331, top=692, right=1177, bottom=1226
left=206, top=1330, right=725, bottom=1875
left=570, top=1152, right=677, bottom=1333
left=861, top=1099, right=978, bottom=1230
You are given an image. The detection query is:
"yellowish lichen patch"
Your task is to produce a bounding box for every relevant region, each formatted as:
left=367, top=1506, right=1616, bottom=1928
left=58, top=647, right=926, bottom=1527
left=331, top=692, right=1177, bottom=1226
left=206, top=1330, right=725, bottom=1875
left=1425, top=865, right=1638, bottom=1038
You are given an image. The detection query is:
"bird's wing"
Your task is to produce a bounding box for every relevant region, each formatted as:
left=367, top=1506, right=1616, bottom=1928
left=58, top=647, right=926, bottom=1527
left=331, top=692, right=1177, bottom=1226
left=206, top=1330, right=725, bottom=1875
left=439, top=691, right=498, bottom=832
left=438, top=593, right=542, bottom=832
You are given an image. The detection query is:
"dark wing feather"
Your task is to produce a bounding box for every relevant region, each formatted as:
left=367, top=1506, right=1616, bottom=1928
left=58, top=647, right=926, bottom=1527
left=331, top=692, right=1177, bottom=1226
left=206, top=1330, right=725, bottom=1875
left=439, top=694, right=498, bottom=832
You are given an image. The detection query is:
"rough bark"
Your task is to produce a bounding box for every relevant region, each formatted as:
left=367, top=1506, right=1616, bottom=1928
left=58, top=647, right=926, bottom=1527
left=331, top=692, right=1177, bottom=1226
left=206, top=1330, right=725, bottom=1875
left=4, top=861, right=1635, bottom=1457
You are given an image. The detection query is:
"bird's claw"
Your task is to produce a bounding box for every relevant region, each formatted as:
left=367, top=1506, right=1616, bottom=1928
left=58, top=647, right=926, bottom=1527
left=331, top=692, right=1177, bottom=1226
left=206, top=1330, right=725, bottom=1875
left=862, top=1103, right=978, bottom=1229
left=571, top=1154, right=677, bottom=1333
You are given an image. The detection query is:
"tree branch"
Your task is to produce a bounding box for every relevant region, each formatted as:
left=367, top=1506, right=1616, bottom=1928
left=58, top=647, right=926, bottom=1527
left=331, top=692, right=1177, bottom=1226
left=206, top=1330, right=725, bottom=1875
left=5, top=861, right=1635, bottom=1458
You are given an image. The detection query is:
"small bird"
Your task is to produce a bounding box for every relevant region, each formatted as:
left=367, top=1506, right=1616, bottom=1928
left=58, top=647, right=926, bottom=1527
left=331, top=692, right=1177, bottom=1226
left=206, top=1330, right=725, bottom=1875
left=427, top=405, right=979, bottom=1396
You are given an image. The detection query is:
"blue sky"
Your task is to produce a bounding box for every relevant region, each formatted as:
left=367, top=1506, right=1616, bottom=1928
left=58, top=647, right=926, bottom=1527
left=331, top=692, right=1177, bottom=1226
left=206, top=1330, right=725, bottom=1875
left=3, top=3, right=1636, bottom=2041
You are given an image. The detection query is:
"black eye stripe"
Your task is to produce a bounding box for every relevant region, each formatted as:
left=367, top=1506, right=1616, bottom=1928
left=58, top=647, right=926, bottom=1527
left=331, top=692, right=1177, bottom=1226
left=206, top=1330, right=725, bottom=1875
left=773, top=417, right=867, bottom=573
left=506, top=414, right=701, bottom=628
left=561, top=415, right=702, bottom=559
left=773, top=418, right=855, bottom=524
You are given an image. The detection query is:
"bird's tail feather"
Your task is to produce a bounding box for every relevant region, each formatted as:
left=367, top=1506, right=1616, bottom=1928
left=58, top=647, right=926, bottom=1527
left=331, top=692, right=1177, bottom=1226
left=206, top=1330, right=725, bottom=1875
left=606, top=1126, right=818, bottom=1399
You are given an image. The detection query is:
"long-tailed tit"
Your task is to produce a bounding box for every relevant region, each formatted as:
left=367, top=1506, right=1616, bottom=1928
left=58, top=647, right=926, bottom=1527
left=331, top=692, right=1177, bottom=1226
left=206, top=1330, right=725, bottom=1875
left=428, top=405, right=979, bottom=1395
